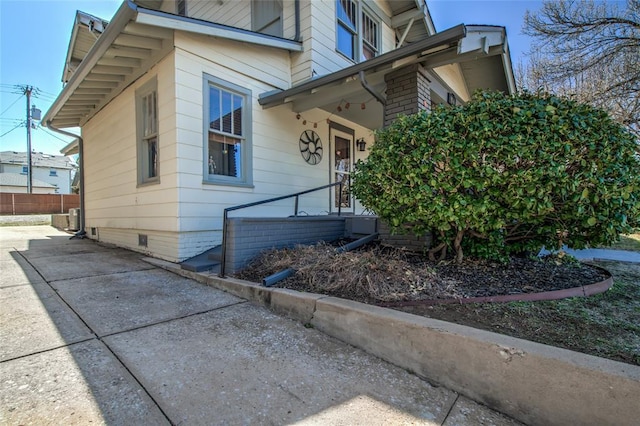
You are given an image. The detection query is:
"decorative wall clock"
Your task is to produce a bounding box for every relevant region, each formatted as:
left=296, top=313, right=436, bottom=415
left=299, top=130, right=323, bottom=165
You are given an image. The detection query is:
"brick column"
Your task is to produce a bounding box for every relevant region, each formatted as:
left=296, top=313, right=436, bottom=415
left=384, top=64, right=431, bottom=127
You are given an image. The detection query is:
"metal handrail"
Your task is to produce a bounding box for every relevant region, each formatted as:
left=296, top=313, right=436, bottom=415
left=219, top=181, right=343, bottom=277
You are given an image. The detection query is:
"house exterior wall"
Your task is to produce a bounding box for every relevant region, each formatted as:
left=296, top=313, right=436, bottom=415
left=72, top=1, right=467, bottom=263
left=175, top=0, right=398, bottom=87
left=172, top=31, right=372, bottom=261
left=81, top=52, right=180, bottom=261
left=291, top=0, right=397, bottom=85
left=179, top=0, right=297, bottom=39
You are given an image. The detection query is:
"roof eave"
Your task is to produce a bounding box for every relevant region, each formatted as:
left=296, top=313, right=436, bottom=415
left=42, top=1, right=304, bottom=128
left=41, top=0, right=138, bottom=127
left=258, top=24, right=467, bottom=109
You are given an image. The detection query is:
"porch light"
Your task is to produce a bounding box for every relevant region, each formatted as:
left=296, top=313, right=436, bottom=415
left=356, top=138, right=367, bottom=152
left=447, top=92, right=456, bottom=105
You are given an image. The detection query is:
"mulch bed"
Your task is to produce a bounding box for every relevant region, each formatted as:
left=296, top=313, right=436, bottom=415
left=234, top=241, right=610, bottom=304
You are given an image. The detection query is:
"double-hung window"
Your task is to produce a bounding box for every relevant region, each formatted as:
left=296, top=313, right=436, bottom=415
left=136, top=78, right=159, bottom=185
left=336, top=0, right=379, bottom=62
left=204, top=74, right=252, bottom=186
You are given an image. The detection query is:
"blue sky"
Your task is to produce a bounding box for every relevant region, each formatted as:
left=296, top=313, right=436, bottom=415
left=0, top=0, right=542, bottom=156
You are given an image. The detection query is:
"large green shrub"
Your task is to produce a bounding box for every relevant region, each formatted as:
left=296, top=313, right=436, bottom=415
left=352, top=91, right=640, bottom=262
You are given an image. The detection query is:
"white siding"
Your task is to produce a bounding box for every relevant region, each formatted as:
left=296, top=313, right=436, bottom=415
left=173, top=34, right=323, bottom=236
left=187, top=0, right=298, bottom=40
left=81, top=53, right=181, bottom=259
left=190, top=0, right=251, bottom=28
left=291, top=0, right=398, bottom=85
left=170, top=31, right=374, bottom=259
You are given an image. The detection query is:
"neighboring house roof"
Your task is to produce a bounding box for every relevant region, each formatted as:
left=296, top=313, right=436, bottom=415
left=0, top=173, right=56, bottom=189
left=0, top=151, right=76, bottom=169
left=42, top=0, right=302, bottom=129
left=60, top=139, right=80, bottom=156
left=259, top=24, right=515, bottom=129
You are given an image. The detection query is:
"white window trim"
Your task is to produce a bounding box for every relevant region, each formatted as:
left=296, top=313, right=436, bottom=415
left=136, top=77, right=160, bottom=186
left=335, top=0, right=381, bottom=63
left=202, top=73, right=253, bottom=187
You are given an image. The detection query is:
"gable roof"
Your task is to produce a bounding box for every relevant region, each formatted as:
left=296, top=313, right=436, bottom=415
left=42, top=0, right=302, bottom=129
left=0, top=151, right=76, bottom=169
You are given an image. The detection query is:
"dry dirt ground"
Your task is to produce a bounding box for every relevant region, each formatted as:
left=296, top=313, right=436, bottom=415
left=236, top=242, right=639, bottom=366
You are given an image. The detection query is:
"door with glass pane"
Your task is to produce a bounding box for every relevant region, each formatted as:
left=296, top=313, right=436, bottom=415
left=330, top=124, right=354, bottom=213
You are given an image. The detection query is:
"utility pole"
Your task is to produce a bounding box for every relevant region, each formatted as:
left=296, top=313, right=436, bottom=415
left=25, top=86, right=33, bottom=194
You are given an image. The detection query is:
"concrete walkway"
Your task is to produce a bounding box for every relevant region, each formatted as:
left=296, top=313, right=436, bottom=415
left=561, top=247, right=640, bottom=263
left=0, top=226, right=521, bottom=425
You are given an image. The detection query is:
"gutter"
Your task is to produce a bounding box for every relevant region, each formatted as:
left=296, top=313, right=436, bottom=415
left=294, top=0, right=300, bottom=42
left=45, top=122, right=86, bottom=239
left=358, top=70, right=385, bottom=105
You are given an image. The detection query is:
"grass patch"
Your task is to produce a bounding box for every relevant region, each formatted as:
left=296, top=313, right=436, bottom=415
left=603, top=233, right=640, bottom=251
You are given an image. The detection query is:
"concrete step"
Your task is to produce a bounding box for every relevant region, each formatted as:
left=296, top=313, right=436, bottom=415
left=180, top=247, right=221, bottom=272
left=206, top=245, right=223, bottom=262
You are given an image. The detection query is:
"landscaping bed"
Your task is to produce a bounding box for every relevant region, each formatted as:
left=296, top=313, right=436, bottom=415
left=235, top=242, right=639, bottom=366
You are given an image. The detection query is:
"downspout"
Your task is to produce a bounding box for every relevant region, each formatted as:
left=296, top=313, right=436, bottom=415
left=359, top=70, right=385, bottom=105
left=358, top=70, right=386, bottom=124
left=45, top=121, right=86, bottom=239
left=294, top=0, right=300, bottom=42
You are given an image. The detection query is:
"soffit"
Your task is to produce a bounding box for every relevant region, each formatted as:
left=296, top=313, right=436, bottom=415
left=388, top=0, right=436, bottom=44
left=63, top=11, right=109, bottom=84
left=47, top=2, right=174, bottom=129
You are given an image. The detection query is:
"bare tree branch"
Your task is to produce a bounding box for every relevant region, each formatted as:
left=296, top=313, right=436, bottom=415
left=520, top=0, right=640, bottom=138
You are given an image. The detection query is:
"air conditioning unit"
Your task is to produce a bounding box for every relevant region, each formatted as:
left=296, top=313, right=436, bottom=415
left=68, top=208, right=80, bottom=231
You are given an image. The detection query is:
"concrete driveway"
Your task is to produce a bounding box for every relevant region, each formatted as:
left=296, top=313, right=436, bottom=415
left=0, top=225, right=521, bottom=425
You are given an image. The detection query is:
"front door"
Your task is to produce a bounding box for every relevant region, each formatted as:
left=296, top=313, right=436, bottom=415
left=330, top=123, right=354, bottom=213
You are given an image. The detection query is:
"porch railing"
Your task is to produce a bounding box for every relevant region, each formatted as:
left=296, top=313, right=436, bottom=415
left=219, top=181, right=343, bottom=277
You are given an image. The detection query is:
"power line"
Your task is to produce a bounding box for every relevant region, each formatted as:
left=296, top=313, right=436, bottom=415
left=0, top=93, right=24, bottom=117
left=35, top=88, right=59, bottom=97
left=38, top=126, right=72, bottom=144
left=0, top=121, right=25, bottom=138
